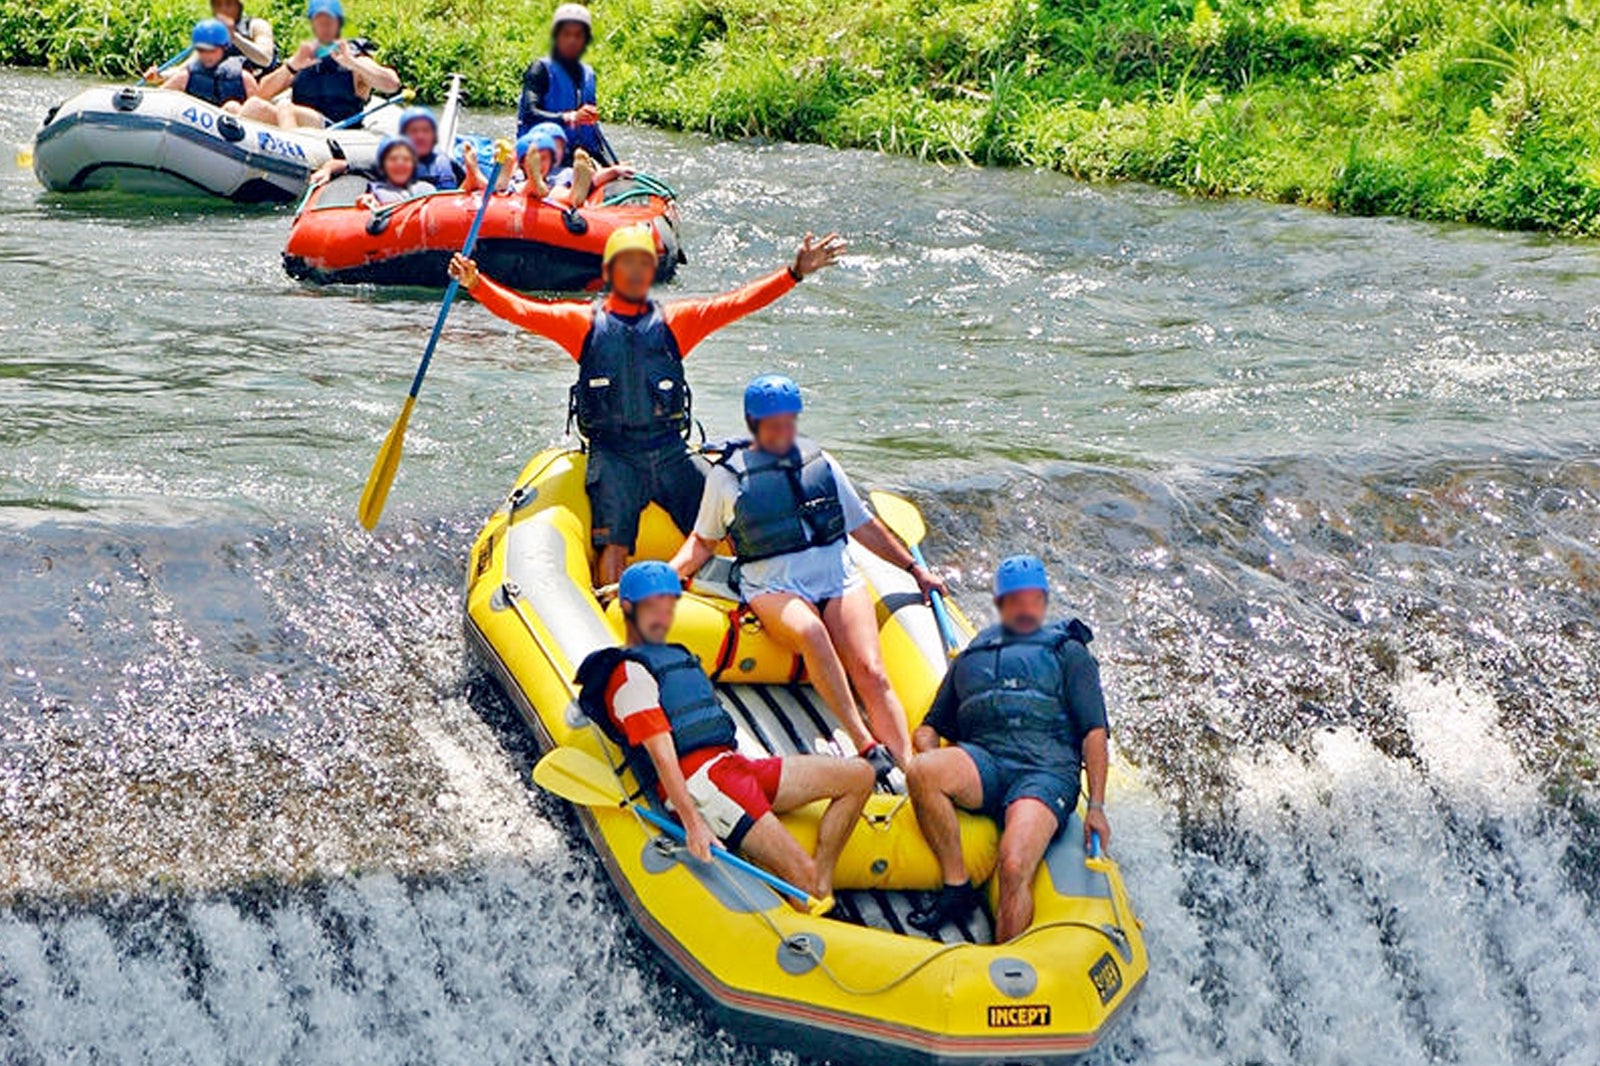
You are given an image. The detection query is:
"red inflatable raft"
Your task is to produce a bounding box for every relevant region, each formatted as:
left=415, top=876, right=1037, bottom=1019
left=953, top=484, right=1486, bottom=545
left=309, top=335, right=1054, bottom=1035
left=281, top=173, right=683, bottom=291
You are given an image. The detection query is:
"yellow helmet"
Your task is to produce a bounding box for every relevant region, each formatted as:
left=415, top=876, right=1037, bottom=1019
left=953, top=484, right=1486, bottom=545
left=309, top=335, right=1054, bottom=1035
left=602, top=224, right=658, bottom=270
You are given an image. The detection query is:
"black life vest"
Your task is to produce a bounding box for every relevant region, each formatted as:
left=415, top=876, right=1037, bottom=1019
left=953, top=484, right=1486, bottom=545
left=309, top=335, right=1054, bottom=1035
left=227, top=14, right=278, bottom=74
left=292, top=54, right=363, bottom=123
left=186, top=56, right=248, bottom=106
left=568, top=300, right=690, bottom=446
left=947, top=620, right=1093, bottom=766
left=720, top=439, right=847, bottom=563
left=534, top=55, right=602, bottom=162
left=575, top=643, right=736, bottom=782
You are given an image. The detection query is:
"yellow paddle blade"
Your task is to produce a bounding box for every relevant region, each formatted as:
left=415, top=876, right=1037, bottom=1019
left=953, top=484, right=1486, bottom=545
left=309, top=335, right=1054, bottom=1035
left=357, top=393, right=415, bottom=530
left=869, top=490, right=926, bottom=548
left=15, top=147, right=33, bottom=168
left=400, top=87, right=417, bottom=101
left=533, top=747, right=628, bottom=809
left=491, top=138, right=515, bottom=166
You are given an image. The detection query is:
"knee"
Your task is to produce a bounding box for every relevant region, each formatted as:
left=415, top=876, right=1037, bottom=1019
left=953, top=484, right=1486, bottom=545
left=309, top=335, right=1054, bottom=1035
left=855, top=659, right=893, bottom=696
left=845, top=758, right=875, bottom=796
left=997, top=847, right=1035, bottom=889
left=905, top=756, right=932, bottom=794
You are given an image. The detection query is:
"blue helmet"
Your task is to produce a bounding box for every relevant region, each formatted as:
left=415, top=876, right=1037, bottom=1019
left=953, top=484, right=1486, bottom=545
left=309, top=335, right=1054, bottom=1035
left=743, top=374, right=803, bottom=421
left=191, top=18, right=231, bottom=49
left=376, top=135, right=415, bottom=167
left=515, top=131, right=538, bottom=161
left=397, top=106, right=437, bottom=137
left=618, top=561, right=682, bottom=605
left=531, top=121, right=567, bottom=145
left=306, top=0, right=344, bottom=22
left=993, top=555, right=1049, bottom=599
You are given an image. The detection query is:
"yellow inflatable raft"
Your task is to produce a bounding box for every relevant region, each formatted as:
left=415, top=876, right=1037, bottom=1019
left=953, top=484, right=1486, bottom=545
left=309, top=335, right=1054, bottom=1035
left=463, top=448, right=1147, bottom=1064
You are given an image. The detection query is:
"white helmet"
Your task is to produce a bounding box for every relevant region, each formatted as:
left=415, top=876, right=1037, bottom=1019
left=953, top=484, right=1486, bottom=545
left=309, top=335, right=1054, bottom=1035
left=551, top=3, right=592, bottom=31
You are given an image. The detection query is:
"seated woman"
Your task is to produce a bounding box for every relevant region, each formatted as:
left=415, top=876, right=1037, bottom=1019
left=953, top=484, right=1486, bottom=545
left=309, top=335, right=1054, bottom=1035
left=240, top=0, right=400, bottom=130
left=669, top=374, right=946, bottom=778
left=355, top=136, right=435, bottom=209
left=158, top=19, right=257, bottom=112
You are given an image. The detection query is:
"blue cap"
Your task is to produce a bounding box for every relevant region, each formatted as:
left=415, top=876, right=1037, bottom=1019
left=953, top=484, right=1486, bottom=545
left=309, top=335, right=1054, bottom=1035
left=191, top=18, right=231, bottom=48
left=376, top=135, right=414, bottom=165
left=306, top=0, right=343, bottom=21
left=397, top=106, right=437, bottom=136
left=743, top=374, right=803, bottom=421
left=618, top=561, right=682, bottom=605
left=993, top=555, right=1049, bottom=599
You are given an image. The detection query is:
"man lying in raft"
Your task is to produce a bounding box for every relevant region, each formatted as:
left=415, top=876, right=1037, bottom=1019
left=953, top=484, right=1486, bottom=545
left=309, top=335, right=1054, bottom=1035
left=668, top=374, right=945, bottom=779
left=518, top=3, right=613, bottom=164
left=156, top=19, right=258, bottom=111
left=446, top=227, right=845, bottom=586
left=143, top=0, right=276, bottom=83
left=240, top=0, right=400, bottom=130
left=577, top=561, right=874, bottom=904
left=905, top=555, right=1111, bottom=942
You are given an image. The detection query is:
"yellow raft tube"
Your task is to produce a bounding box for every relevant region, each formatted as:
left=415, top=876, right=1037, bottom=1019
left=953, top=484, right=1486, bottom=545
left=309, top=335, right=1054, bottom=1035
left=463, top=448, right=1147, bottom=1064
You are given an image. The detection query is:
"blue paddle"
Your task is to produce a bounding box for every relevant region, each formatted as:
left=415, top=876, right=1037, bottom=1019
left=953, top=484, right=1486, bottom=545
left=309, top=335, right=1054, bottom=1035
left=143, top=46, right=195, bottom=83
left=534, top=746, right=834, bottom=915
left=327, top=87, right=415, bottom=131
left=870, top=490, right=962, bottom=656
left=357, top=138, right=513, bottom=530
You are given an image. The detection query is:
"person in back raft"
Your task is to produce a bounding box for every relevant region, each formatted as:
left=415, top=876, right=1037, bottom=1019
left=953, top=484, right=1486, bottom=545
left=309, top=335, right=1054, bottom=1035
left=903, top=555, right=1111, bottom=942
left=446, top=227, right=845, bottom=586
left=143, top=0, right=276, bottom=83
left=156, top=20, right=257, bottom=111
left=576, top=562, right=874, bottom=905
left=517, top=3, right=612, bottom=163
left=241, top=0, right=400, bottom=130
left=668, top=375, right=946, bottom=779
left=355, top=137, right=434, bottom=208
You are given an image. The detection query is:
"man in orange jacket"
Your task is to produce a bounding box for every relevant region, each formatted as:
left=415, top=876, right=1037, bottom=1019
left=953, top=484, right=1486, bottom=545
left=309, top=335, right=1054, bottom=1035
left=447, top=226, right=845, bottom=584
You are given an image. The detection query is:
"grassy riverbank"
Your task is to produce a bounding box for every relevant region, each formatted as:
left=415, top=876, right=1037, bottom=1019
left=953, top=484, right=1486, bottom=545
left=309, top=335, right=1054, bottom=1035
left=8, top=0, right=1600, bottom=233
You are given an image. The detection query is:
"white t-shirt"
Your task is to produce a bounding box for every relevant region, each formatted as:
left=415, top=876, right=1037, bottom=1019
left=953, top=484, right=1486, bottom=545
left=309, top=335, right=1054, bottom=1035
left=694, top=451, right=873, bottom=602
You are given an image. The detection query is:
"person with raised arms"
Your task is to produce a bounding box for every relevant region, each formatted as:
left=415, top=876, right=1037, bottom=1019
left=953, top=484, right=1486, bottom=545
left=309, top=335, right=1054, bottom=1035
left=668, top=375, right=945, bottom=780
left=517, top=3, right=611, bottom=163
left=240, top=0, right=399, bottom=130
left=157, top=20, right=257, bottom=110
left=576, top=561, right=874, bottom=905
left=445, top=227, right=845, bottom=586
left=903, top=555, right=1112, bottom=942
left=143, top=0, right=276, bottom=84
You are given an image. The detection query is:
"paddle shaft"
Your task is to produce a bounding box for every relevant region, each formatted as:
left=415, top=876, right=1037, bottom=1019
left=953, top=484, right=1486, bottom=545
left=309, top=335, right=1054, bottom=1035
left=631, top=804, right=816, bottom=907
left=404, top=161, right=504, bottom=398
left=146, top=47, right=193, bottom=81
left=908, top=542, right=960, bottom=653
left=328, top=91, right=406, bottom=131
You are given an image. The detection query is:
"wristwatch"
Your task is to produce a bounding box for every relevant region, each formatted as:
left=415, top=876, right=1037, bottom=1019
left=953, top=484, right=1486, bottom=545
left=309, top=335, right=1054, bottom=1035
left=1087, top=800, right=1106, bottom=811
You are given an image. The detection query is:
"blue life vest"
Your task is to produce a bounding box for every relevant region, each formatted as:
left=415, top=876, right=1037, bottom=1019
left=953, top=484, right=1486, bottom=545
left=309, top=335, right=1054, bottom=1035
left=947, top=620, right=1092, bottom=767
left=576, top=643, right=736, bottom=770
left=414, top=150, right=458, bottom=191
left=536, top=55, right=603, bottom=161
left=292, top=55, right=363, bottom=123
left=721, top=439, right=847, bottom=563
left=185, top=56, right=248, bottom=106
left=568, top=300, right=690, bottom=446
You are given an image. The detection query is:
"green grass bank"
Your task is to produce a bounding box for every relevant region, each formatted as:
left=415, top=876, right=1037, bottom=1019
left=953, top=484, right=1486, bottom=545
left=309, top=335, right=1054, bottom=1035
left=8, top=0, right=1600, bottom=233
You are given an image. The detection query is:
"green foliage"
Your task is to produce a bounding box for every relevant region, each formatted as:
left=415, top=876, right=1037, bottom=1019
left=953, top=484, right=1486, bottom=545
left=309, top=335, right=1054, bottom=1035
left=8, top=0, right=1600, bottom=232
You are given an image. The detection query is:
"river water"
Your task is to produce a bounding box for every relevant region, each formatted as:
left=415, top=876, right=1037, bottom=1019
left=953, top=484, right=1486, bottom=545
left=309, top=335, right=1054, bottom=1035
left=2, top=67, right=1598, bottom=1064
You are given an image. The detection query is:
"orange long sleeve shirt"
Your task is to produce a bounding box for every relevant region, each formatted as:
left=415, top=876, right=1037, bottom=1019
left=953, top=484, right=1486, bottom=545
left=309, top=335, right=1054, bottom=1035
left=466, top=268, right=800, bottom=361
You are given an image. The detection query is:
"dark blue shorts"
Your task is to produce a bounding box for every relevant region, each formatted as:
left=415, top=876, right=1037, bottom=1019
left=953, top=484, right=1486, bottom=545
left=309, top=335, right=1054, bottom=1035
left=586, top=441, right=705, bottom=551
left=958, top=742, right=1079, bottom=836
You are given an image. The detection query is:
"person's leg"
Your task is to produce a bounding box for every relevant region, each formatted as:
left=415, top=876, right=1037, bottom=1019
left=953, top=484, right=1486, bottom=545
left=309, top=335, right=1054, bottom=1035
left=736, top=814, right=819, bottom=909
left=277, top=101, right=325, bottom=130
left=236, top=97, right=278, bottom=124
left=768, top=754, right=873, bottom=897
left=585, top=447, right=646, bottom=586
left=822, top=586, right=911, bottom=761
left=904, top=746, right=986, bottom=886
left=652, top=446, right=707, bottom=541
left=567, top=148, right=596, bottom=206
left=747, top=592, right=872, bottom=751
left=993, top=798, right=1060, bottom=943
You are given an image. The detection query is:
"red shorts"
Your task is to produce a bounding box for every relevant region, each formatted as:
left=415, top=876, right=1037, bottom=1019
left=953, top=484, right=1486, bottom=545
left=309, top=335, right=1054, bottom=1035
left=671, top=748, right=784, bottom=849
